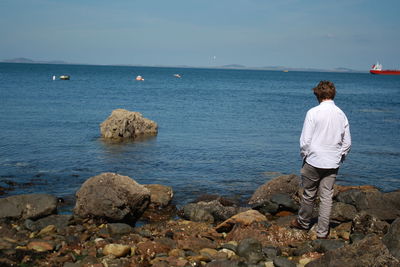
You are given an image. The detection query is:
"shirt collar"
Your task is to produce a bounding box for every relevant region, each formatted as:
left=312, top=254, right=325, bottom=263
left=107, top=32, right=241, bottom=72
left=320, top=100, right=334, bottom=105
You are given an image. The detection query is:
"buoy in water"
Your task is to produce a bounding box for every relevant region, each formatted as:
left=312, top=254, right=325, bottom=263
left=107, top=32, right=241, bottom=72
left=52, top=75, right=56, bottom=80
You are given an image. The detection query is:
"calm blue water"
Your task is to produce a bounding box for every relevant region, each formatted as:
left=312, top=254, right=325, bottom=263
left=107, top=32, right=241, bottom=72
left=1, top=63, right=399, bottom=208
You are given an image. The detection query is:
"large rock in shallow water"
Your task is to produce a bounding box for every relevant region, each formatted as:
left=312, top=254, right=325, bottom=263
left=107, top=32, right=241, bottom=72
left=100, top=109, right=158, bottom=141
left=74, top=173, right=150, bottom=222
left=0, top=194, right=57, bottom=220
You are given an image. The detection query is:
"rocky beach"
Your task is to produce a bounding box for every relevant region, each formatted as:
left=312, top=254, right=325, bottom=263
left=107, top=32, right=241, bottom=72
left=0, top=172, right=399, bottom=267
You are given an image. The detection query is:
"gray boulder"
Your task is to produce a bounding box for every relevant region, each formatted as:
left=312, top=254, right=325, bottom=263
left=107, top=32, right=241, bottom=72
left=74, top=173, right=150, bottom=222
left=352, top=211, right=389, bottom=236
left=306, top=235, right=399, bottom=267
left=330, top=202, right=357, bottom=222
left=236, top=238, right=264, bottom=264
left=180, top=199, right=244, bottom=223
left=383, top=218, right=400, bottom=260
left=0, top=194, right=57, bottom=220
left=248, top=174, right=300, bottom=205
left=143, top=184, right=173, bottom=208
left=100, top=109, right=158, bottom=141
left=24, top=214, right=73, bottom=232
left=353, top=191, right=400, bottom=221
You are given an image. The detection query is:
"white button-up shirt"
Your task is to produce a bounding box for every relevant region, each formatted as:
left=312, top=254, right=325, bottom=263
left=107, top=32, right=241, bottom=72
left=300, top=100, right=351, bottom=169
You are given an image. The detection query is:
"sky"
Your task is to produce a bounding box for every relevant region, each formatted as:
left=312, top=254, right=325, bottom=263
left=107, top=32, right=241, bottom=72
left=0, top=0, right=399, bottom=70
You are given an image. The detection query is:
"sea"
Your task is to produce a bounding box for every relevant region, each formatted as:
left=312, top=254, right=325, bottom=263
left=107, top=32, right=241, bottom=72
left=0, top=63, right=399, bottom=211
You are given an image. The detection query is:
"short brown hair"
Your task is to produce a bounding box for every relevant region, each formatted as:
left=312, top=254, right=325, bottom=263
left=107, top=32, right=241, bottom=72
left=313, top=80, right=336, bottom=100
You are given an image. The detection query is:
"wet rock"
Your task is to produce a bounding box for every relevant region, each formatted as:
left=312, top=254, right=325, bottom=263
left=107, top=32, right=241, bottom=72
left=263, top=246, right=281, bottom=259
left=335, top=189, right=363, bottom=206
left=74, top=172, right=150, bottom=222
left=236, top=238, right=264, bottom=264
left=215, top=209, right=267, bottom=233
left=177, top=237, right=217, bottom=251
left=107, top=223, right=133, bottom=236
left=311, top=239, right=345, bottom=253
left=100, top=108, right=158, bottom=141
left=248, top=174, right=300, bottom=205
left=383, top=190, right=400, bottom=210
left=252, top=199, right=279, bottom=215
left=270, top=193, right=299, bottom=212
left=330, top=202, right=357, bottom=222
left=180, top=203, right=215, bottom=223
left=353, top=191, right=400, bottom=221
left=144, top=184, right=174, bottom=208
left=102, top=243, right=131, bottom=257
left=136, top=240, right=171, bottom=258
left=333, top=222, right=352, bottom=240
left=352, top=211, right=389, bottom=235
left=205, top=259, right=242, bottom=267
left=0, top=194, right=57, bottom=220
left=180, top=199, right=243, bottom=223
left=306, top=234, right=399, bottom=267
left=273, top=256, right=296, bottom=267
left=24, top=214, right=73, bottom=232
left=27, top=240, right=55, bottom=252
left=382, top=218, right=400, bottom=260
left=349, top=232, right=365, bottom=243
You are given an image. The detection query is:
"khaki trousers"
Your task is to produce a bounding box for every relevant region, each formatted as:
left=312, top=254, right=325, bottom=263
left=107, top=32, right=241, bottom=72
left=298, top=162, right=338, bottom=238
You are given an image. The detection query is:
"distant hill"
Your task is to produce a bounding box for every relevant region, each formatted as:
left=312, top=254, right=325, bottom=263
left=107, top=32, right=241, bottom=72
left=0, top=58, right=364, bottom=73
left=1, top=57, right=69, bottom=64
left=219, top=64, right=247, bottom=69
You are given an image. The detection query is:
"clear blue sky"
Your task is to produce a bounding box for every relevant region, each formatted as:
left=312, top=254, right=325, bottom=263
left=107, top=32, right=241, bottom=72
left=1, top=0, right=399, bottom=70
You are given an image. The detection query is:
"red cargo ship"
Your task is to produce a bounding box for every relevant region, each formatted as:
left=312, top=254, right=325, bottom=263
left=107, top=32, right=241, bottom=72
left=370, top=62, right=400, bottom=75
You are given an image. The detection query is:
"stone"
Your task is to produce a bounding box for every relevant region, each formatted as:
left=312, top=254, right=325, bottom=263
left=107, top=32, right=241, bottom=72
left=180, top=204, right=214, bottom=223
left=270, top=193, right=299, bottom=211
left=306, top=235, right=399, bottom=267
left=136, top=240, right=171, bottom=258
left=0, top=194, right=57, bottom=220
left=249, top=174, right=300, bottom=205
left=333, top=222, right=352, bottom=240
left=180, top=200, right=243, bottom=223
left=262, top=246, right=281, bottom=259
left=215, top=209, right=267, bottom=233
left=27, top=240, right=55, bottom=252
left=38, top=224, right=57, bottom=236
left=273, top=256, right=296, bottom=267
left=353, top=191, right=400, bottom=221
left=252, top=200, right=279, bottom=214
left=74, top=172, right=150, bottom=222
left=177, top=237, right=217, bottom=251
left=382, top=218, right=400, bottom=260
left=335, top=189, right=363, bottom=206
left=144, top=184, right=173, bottom=208
left=330, top=202, right=357, bottom=222
left=236, top=238, right=264, bottom=264
left=205, top=260, right=242, bottom=267
left=100, top=108, right=158, bottom=141
left=24, top=214, right=72, bottom=232
left=352, top=211, right=389, bottom=235
left=383, top=190, right=400, bottom=210
left=107, top=223, right=133, bottom=235
left=102, top=244, right=131, bottom=257
left=311, top=239, right=345, bottom=253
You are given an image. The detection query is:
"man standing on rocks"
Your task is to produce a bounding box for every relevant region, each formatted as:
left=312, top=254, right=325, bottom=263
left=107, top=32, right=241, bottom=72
left=291, top=80, right=351, bottom=239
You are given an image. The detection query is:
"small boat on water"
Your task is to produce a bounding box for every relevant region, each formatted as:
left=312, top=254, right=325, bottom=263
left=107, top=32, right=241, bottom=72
left=136, top=75, right=145, bottom=81
left=370, top=62, right=400, bottom=75
left=173, top=74, right=182, bottom=78
left=59, top=75, right=70, bottom=80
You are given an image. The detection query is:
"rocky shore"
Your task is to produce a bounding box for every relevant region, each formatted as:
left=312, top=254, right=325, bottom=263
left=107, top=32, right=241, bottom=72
left=0, top=173, right=399, bottom=267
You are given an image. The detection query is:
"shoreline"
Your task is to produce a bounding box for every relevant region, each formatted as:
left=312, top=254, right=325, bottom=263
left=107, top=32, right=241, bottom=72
left=0, top=172, right=399, bottom=266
